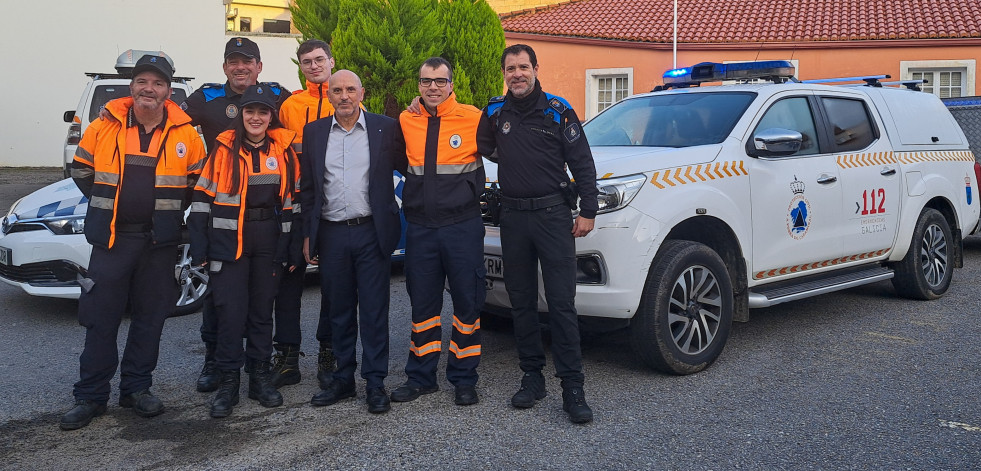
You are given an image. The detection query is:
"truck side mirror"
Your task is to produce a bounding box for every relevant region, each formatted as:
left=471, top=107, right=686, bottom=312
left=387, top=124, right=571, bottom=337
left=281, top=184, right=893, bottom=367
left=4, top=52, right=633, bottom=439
left=63, top=111, right=75, bottom=123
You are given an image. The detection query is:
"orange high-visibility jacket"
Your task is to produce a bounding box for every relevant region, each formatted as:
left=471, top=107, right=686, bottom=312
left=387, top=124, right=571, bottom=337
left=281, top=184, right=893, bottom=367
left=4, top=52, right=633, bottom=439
left=279, top=80, right=335, bottom=155
left=71, top=97, right=206, bottom=249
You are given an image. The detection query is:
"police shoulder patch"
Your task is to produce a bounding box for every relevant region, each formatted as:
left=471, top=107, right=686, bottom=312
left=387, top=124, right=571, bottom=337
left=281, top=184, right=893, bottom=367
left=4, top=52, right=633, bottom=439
left=564, top=122, right=582, bottom=143
left=549, top=97, right=568, bottom=114
left=488, top=95, right=506, bottom=104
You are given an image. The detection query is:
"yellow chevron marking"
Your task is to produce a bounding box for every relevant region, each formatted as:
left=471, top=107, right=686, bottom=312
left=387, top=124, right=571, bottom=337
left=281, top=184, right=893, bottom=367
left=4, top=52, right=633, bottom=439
left=601, top=172, right=614, bottom=179
left=647, top=161, right=749, bottom=189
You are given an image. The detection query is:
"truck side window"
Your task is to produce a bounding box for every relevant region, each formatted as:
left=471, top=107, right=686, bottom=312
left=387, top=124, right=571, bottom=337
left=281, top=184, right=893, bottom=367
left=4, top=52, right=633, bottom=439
left=821, top=97, right=876, bottom=152
left=753, top=97, right=819, bottom=156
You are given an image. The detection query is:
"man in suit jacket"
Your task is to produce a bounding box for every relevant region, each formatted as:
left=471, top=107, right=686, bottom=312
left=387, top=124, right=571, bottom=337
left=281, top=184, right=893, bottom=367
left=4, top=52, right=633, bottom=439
left=299, top=70, right=401, bottom=414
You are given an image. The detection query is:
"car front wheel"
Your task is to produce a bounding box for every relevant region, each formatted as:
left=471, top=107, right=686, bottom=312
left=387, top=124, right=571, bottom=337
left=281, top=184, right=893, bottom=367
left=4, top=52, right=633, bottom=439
left=631, top=240, right=733, bottom=375
left=172, top=243, right=209, bottom=317
left=892, top=208, right=952, bottom=300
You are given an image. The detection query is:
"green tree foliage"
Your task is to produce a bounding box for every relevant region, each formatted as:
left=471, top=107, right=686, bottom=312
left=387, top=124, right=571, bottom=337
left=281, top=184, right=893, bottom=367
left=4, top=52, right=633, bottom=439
left=290, top=0, right=505, bottom=116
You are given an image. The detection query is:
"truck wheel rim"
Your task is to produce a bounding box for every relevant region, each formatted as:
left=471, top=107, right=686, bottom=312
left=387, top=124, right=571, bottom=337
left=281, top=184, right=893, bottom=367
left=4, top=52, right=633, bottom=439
left=668, top=265, right=723, bottom=355
left=920, top=223, right=948, bottom=287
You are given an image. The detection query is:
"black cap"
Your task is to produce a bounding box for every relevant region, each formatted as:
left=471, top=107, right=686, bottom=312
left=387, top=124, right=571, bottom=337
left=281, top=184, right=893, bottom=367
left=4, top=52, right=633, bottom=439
left=131, top=54, right=174, bottom=82
left=240, top=85, right=276, bottom=110
left=225, top=37, right=261, bottom=61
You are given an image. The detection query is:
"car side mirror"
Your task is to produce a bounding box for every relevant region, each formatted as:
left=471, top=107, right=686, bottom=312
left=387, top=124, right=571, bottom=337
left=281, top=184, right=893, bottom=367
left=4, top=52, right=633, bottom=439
left=748, top=127, right=802, bottom=157
left=63, top=111, right=75, bottom=123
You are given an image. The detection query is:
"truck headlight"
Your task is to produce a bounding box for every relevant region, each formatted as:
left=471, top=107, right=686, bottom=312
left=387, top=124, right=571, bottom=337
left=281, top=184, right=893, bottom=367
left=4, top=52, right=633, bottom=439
left=596, top=174, right=646, bottom=214
left=44, top=217, right=85, bottom=235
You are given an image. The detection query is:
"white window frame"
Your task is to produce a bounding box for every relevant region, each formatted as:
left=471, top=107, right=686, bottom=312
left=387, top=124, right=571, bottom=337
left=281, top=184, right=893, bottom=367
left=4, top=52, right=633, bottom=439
left=585, top=68, right=633, bottom=120
left=901, top=60, right=976, bottom=97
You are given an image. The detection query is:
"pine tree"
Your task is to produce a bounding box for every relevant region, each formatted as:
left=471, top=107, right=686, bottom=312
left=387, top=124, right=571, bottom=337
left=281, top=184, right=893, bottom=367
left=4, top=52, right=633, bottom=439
left=439, top=0, right=505, bottom=108
left=290, top=0, right=339, bottom=45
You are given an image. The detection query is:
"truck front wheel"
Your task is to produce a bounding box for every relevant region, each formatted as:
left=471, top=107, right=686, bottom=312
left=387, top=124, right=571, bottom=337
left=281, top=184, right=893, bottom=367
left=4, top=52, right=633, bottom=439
left=631, top=240, right=733, bottom=375
left=892, top=208, right=952, bottom=300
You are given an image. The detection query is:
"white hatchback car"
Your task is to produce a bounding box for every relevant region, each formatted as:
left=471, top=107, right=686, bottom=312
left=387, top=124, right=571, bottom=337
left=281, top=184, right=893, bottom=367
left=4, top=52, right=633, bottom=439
left=0, top=178, right=208, bottom=316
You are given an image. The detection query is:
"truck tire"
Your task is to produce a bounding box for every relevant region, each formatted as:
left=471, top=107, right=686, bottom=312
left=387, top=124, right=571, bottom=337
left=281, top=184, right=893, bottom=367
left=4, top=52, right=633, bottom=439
left=631, top=240, right=733, bottom=375
left=171, top=243, right=210, bottom=317
left=892, top=208, right=952, bottom=300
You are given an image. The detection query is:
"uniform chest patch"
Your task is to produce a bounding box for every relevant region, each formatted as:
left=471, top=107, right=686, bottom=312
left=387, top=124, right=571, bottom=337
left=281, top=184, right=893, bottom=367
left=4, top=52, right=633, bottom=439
left=265, top=157, right=278, bottom=171
left=564, top=123, right=581, bottom=143
left=180, top=101, right=188, bottom=111
left=176, top=142, right=187, bottom=158
left=449, top=134, right=462, bottom=149
left=501, top=121, right=511, bottom=134
left=225, top=104, right=239, bottom=119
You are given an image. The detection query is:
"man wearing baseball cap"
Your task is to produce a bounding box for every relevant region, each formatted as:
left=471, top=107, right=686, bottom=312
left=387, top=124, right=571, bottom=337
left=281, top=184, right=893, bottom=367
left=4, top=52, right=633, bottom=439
left=181, top=36, right=292, bottom=394
left=62, top=54, right=206, bottom=430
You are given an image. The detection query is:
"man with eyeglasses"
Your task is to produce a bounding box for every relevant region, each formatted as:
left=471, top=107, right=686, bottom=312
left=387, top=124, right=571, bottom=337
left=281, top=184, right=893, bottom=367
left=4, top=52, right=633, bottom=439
left=391, top=57, right=486, bottom=406
left=267, top=39, right=339, bottom=392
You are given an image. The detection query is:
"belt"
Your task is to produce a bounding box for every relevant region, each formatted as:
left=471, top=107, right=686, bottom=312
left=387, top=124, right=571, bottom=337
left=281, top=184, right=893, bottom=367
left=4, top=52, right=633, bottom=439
left=245, top=207, right=276, bottom=221
left=326, top=215, right=373, bottom=226
left=115, top=223, right=151, bottom=233
left=500, top=193, right=566, bottom=211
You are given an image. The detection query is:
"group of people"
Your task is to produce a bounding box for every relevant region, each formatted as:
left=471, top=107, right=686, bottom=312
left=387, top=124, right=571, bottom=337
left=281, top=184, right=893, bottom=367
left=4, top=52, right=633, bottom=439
left=60, top=37, right=599, bottom=431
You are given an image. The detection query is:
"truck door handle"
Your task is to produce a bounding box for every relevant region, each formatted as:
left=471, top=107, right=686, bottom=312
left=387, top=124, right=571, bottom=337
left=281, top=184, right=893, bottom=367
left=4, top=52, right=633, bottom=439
left=880, top=167, right=897, bottom=176
left=817, top=174, right=838, bottom=184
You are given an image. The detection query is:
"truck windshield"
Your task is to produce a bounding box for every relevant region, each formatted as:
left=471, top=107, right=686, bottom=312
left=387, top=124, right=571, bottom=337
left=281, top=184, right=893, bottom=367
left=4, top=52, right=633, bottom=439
left=584, top=92, right=756, bottom=147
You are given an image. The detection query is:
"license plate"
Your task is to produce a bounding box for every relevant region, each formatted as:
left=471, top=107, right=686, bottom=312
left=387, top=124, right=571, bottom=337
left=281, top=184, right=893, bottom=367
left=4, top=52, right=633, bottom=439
left=0, top=246, right=10, bottom=266
left=484, top=254, right=503, bottom=278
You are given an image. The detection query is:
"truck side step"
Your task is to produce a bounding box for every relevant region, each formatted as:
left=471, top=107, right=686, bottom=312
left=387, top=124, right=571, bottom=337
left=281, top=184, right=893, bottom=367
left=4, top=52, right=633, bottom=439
left=747, top=265, right=894, bottom=308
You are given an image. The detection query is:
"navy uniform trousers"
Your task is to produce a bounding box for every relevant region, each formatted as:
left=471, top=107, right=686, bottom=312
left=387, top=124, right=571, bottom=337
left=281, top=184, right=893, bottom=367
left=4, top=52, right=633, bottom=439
left=403, top=215, right=486, bottom=388
left=317, top=218, right=390, bottom=390
left=499, top=203, right=585, bottom=389
left=74, top=232, right=178, bottom=402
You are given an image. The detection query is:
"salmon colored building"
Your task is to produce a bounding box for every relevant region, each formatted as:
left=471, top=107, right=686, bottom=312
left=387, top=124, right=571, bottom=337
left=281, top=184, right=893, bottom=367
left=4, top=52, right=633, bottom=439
left=499, top=0, right=981, bottom=119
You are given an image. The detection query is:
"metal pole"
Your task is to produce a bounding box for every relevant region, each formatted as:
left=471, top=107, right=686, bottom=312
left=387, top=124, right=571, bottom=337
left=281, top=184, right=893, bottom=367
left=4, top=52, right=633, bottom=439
left=673, top=0, right=678, bottom=68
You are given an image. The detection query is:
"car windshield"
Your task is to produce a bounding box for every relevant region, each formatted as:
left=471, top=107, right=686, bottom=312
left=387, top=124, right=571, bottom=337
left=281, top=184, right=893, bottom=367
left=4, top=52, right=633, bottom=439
left=87, top=85, right=189, bottom=123
left=584, top=91, right=756, bottom=147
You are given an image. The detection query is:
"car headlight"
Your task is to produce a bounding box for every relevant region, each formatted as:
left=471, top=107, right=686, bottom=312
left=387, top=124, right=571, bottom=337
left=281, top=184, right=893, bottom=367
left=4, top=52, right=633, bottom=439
left=596, top=174, right=646, bottom=214
left=44, top=217, right=85, bottom=235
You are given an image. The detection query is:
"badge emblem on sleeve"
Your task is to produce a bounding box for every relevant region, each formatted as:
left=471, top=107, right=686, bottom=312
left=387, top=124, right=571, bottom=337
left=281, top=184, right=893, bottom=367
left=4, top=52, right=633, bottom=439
left=564, top=123, right=581, bottom=143
left=225, top=104, right=238, bottom=119
left=501, top=121, right=511, bottom=134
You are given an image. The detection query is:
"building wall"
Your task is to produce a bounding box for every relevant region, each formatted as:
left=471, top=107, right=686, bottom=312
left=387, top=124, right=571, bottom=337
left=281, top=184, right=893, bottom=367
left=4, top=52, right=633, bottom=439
left=505, top=34, right=981, bottom=119
left=226, top=0, right=297, bottom=34
left=486, top=0, right=567, bottom=14
left=0, top=1, right=303, bottom=167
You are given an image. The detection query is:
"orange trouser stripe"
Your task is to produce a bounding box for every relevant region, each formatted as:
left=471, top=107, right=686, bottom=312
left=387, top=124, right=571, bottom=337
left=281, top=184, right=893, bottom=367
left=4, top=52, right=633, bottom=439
left=449, top=341, right=481, bottom=359
left=411, top=316, right=441, bottom=333
left=452, top=316, right=480, bottom=335
left=409, top=340, right=442, bottom=357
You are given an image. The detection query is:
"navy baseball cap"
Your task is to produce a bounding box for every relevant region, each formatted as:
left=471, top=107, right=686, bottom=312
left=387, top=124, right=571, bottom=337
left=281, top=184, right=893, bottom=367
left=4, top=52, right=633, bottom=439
left=225, top=37, right=261, bottom=61
left=240, top=85, right=276, bottom=109
left=131, top=54, right=174, bottom=82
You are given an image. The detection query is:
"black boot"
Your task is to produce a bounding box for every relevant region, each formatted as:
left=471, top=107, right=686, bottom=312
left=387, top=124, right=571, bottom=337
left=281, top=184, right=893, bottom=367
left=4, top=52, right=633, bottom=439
left=210, top=369, right=240, bottom=418
left=248, top=359, right=284, bottom=408
left=197, top=342, right=220, bottom=393
left=511, top=371, right=546, bottom=409
left=562, top=386, right=594, bottom=424
left=316, top=345, right=336, bottom=390
left=270, top=344, right=303, bottom=389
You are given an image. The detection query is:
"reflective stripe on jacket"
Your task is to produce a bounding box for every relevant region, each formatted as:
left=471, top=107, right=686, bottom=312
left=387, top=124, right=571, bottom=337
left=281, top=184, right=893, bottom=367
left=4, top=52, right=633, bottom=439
left=397, top=93, right=484, bottom=227
left=71, top=97, right=206, bottom=249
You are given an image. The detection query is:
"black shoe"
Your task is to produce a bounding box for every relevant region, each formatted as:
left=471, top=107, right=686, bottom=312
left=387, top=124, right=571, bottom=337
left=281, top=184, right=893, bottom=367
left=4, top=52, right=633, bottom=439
left=511, top=371, right=546, bottom=409
left=390, top=383, right=438, bottom=403
left=119, top=389, right=165, bottom=418
left=562, top=387, right=593, bottom=424
left=248, top=359, right=284, bottom=408
left=210, top=369, right=241, bottom=419
left=316, top=347, right=336, bottom=390
left=366, top=387, right=390, bottom=414
left=270, top=344, right=304, bottom=389
left=310, top=379, right=355, bottom=407
left=197, top=342, right=220, bottom=393
left=59, top=400, right=107, bottom=431
left=454, top=385, right=479, bottom=406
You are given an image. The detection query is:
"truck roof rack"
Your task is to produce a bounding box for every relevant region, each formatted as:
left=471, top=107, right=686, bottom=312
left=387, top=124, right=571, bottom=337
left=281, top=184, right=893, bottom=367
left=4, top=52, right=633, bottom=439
left=802, top=75, right=890, bottom=87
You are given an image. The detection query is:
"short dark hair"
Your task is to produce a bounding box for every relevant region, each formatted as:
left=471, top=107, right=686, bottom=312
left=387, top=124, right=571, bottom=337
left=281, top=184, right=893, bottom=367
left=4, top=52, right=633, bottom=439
left=501, top=44, right=537, bottom=69
left=420, top=57, right=453, bottom=82
left=296, top=39, right=332, bottom=60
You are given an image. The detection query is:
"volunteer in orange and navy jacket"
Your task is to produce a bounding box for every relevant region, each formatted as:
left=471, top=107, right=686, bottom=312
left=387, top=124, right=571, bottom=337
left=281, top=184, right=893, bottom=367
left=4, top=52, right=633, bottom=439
left=268, top=39, right=338, bottom=391
left=391, top=57, right=485, bottom=407
left=180, top=36, right=290, bottom=395
left=187, top=85, right=301, bottom=419
left=61, top=55, right=206, bottom=431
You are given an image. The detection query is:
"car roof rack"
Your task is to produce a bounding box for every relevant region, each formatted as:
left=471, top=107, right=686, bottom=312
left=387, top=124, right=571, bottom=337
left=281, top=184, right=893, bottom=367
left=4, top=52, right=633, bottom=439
left=84, top=72, right=194, bottom=83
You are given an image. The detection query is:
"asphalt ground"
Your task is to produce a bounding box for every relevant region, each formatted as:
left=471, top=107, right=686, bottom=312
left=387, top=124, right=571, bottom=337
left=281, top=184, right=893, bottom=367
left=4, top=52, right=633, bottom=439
left=0, top=167, right=979, bottom=469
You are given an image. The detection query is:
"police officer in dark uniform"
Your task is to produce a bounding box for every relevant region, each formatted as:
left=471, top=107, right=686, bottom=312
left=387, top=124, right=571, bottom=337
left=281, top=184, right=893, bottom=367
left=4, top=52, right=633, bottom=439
left=181, top=37, right=291, bottom=393
left=475, top=44, right=598, bottom=424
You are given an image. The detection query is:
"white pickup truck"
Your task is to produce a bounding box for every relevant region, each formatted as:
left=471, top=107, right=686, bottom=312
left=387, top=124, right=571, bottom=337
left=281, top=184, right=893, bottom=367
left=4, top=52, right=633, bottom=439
left=481, top=61, right=981, bottom=375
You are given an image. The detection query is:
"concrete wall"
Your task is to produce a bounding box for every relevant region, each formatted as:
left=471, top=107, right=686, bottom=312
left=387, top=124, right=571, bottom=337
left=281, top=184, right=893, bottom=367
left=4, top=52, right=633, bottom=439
left=0, top=0, right=303, bottom=167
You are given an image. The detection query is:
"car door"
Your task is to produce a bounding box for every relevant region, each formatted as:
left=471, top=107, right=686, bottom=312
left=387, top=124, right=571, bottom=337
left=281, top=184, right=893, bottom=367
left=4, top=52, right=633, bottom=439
left=747, top=94, right=844, bottom=281
left=816, top=93, right=901, bottom=258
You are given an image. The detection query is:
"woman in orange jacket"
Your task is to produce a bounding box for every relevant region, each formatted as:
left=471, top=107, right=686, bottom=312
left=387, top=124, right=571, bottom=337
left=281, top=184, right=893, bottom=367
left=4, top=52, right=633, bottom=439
left=188, top=84, right=301, bottom=418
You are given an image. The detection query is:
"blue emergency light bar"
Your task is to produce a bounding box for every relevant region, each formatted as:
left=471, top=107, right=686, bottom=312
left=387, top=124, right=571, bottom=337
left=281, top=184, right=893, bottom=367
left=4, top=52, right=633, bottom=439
left=658, top=61, right=797, bottom=90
